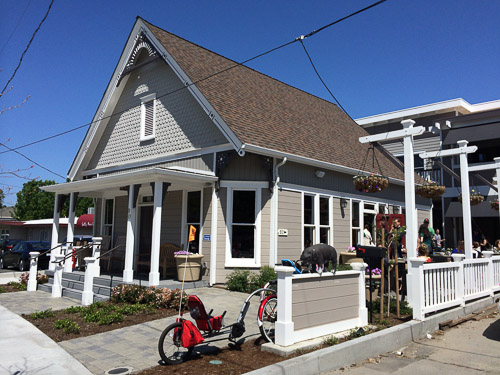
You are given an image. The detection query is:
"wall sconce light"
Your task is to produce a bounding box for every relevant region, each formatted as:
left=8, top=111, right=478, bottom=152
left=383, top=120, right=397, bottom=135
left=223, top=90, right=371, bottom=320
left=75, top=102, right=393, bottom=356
left=340, top=198, right=348, bottom=209
left=315, top=170, right=325, bottom=178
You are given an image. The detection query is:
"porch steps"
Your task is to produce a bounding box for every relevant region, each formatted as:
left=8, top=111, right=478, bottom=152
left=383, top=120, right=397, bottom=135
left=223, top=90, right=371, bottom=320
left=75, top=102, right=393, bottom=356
left=38, top=270, right=119, bottom=302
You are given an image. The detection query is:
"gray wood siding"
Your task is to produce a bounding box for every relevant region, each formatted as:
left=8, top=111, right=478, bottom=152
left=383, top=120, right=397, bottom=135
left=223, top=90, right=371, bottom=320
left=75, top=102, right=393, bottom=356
left=161, top=190, right=183, bottom=246
left=201, top=187, right=212, bottom=280
left=114, top=196, right=128, bottom=240
left=100, top=154, right=214, bottom=177
left=86, top=60, right=227, bottom=171
left=261, top=189, right=272, bottom=266
left=277, top=190, right=302, bottom=261
left=333, top=197, right=350, bottom=252
left=292, top=274, right=359, bottom=330
left=280, top=162, right=406, bottom=203
left=417, top=209, right=431, bottom=229
left=221, top=153, right=269, bottom=181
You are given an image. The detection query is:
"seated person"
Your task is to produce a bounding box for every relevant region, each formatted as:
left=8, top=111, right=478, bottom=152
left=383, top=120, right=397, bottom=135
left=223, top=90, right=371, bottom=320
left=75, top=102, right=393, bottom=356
left=417, top=244, right=431, bottom=262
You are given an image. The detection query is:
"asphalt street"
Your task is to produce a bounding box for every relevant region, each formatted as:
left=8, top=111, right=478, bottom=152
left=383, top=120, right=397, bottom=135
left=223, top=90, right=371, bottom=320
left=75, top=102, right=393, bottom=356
left=324, top=308, right=500, bottom=375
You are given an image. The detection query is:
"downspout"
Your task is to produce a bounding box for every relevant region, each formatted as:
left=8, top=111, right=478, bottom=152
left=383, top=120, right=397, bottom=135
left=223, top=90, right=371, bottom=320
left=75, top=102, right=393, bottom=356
left=270, top=157, right=287, bottom=265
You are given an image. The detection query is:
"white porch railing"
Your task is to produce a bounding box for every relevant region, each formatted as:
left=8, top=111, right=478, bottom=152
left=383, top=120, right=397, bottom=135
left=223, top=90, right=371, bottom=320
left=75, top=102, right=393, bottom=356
left=410, top=253, right=500, bottom=320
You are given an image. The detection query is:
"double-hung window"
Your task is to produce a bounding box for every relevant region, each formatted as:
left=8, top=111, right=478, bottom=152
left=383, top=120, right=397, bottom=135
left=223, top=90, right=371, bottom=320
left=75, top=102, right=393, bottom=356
left=319, top=197, right=331, bottom=245
left=225, top=184, right=262, bottom=267
left=303, top=194, right=315, bottom=247
left=351, top=200, right=360, bottom=246
left=185, top=191, right=201, bottom=253
left=103, top=199, right=114, bottom=237
left=140, top=93, right=156, bottom=141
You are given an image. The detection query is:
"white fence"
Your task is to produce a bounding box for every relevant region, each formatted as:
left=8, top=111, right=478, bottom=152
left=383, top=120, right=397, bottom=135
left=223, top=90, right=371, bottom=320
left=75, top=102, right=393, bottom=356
left=410, top=253, right=500, bottom=320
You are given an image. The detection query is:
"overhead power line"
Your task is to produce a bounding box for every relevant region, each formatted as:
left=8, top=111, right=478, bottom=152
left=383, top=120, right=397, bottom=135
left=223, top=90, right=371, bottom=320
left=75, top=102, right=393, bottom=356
left=1, top=0, right=387, bottom=155
left=0, top=0, right=33, bottom=56
left=1, top=0, right=54, bottom=95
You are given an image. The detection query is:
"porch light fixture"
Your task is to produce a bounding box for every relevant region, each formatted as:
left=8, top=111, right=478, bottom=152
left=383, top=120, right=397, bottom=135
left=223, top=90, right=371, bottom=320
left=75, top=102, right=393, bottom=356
left=340, top=198, right=348, bottom=209
left=315, top=170, right=325, bottom=178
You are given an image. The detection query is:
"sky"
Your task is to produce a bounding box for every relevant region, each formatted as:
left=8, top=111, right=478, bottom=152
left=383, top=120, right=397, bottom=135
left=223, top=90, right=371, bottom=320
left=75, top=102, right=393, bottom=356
left=1, top=0, right=499, bottom=206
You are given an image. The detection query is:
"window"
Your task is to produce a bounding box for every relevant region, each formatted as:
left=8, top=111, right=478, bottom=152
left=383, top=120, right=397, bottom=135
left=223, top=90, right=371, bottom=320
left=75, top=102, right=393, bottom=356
left=103, top=199, right=114, bottom=237
left=352, top=201, right=360, bottom=246
left=303, top=195, right=315, bottom=247
left=140, top=93, right=156, bottom=141
left=319, top=197, right=330, bottom=245
left=186, top=191, right=201, bottom=253
left=224, top=184, right=262, bottom=267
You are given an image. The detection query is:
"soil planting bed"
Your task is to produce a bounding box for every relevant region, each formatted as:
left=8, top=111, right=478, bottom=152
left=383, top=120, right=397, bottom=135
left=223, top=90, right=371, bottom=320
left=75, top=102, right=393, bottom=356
left=0, top=283, right=26, bottom=293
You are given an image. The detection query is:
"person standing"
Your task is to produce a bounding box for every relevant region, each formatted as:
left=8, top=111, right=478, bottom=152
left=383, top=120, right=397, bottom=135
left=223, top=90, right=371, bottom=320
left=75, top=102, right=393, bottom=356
left=419, top=219, right=434, bottom=252
left=362, top=224, right=375, bottom=246
left=434, top=229, right=444, bottom=249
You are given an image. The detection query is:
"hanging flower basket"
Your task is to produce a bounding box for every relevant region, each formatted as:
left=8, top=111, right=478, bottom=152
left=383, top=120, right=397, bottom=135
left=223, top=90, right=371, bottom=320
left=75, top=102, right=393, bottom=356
left=491, top=200, right=499, bottom=211
left=458, top=192, right=484, bottom=206
left=415, top=181, right=446, bottom=198
left=353, top=174, right=389, bottom=193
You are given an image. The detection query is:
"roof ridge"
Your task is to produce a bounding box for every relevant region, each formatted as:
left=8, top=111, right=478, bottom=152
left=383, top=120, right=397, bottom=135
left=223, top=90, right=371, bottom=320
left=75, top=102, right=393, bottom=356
left=140, top=17, right=344, bottom=113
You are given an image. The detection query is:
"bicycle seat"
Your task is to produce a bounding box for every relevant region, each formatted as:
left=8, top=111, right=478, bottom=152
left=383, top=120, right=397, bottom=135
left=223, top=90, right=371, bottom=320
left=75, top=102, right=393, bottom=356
left=188, top=295, right=225, bottom=333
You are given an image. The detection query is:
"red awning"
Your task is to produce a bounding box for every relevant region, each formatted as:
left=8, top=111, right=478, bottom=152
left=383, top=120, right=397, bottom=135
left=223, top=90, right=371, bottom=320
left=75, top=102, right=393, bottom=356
left=76, top=214, right=94, bottom=228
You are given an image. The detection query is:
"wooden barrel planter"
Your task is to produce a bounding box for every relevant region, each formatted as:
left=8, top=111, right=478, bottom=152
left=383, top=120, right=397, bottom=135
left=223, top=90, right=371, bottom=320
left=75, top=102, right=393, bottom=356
left=353, top=174, right=389, bottom=193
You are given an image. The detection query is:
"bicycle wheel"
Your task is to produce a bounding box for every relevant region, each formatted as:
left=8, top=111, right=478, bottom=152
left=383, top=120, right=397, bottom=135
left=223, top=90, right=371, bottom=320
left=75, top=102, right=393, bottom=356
left=158, top=322, right=193, bottom=365
left=258, top=295, right=277, bottom=343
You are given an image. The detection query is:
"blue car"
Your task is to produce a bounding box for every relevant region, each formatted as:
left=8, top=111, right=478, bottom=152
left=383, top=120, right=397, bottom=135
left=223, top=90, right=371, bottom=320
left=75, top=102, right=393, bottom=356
left=0, top=241, right=51, bottom=271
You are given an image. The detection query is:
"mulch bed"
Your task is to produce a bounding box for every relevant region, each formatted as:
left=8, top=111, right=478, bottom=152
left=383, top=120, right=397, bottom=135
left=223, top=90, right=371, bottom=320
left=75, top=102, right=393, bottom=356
left=23, top=304, right=178, bottom=342
left=0, top=283, right=26, bottom=293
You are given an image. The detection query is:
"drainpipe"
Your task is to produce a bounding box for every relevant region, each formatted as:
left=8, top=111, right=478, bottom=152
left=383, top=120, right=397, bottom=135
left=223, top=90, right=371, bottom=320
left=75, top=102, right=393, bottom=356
left=270, top=158, right=287, bottom=266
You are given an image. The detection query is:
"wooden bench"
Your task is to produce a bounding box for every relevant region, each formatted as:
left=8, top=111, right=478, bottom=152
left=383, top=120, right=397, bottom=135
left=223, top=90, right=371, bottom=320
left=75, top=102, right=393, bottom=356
left=135, top=243, right=183, bottom=279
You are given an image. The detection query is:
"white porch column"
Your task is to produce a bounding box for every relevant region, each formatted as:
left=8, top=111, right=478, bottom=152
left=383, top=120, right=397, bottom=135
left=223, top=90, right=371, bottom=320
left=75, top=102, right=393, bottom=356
left=123, top=185, right=138, bottom=283
left=149, top=181, right=163, bottom=286
left=402, top=120, right=418, bottom=260
left=495, top=157, right=500, bottom=233
left=458, top=140, right=473, bottom=259
left=27, top=252, right=40, bottom=292
left=64, top=192, right=76, bottom=273
left=49, top=194, right=61, bottom=271
left=209, top=184, right=218, bottom=286
left=274, top=266, right=295, bottom=346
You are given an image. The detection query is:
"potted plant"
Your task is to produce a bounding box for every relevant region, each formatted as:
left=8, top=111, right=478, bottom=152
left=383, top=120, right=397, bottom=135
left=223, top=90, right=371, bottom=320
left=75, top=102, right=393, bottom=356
left=458, top=191, right=484, bottom=206
left=415, top=181, right=446, bottom=198
left=174, top=251, right=204, bottom=282
left=491, top=200, right=499, bottom=211
left=353, top=173, right=389, bottom=193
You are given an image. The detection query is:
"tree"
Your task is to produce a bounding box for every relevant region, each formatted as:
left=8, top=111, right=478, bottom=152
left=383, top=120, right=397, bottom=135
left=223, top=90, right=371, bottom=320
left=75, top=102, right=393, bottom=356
left=12, top=180, right=93, bottom=220
left=0, top=188, right=5, bottom=208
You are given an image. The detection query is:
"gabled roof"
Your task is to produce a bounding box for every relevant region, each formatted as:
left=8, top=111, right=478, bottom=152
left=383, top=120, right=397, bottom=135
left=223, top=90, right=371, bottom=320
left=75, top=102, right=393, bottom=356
left=143, top=19, right=405, bottom=181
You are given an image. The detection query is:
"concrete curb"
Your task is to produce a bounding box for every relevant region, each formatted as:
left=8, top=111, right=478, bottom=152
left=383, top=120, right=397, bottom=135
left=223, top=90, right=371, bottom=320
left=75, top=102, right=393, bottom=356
left=245, top=295, right=499, bottom=375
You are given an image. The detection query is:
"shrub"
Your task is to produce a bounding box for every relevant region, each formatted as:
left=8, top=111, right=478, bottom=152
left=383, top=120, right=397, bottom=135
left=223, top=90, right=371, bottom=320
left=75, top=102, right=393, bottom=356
left=54, top=319, right=80, bottom=334
left=19, top=272, right=49, bottom=286
left=348, top=327, right=366, bottom=339
left=96, top=312, right=124, bottom=326
left=226, top=269, right=251, bottom=292
left=110, top=284, right=188, bottom=310
left=322, top=335, right=339, bottom=346
left=336, top=264, right=352, bottom=271
left=30, top=309, right=55, bottom=319
left=7, top=281, right=27, bottom=291
left=226, top=267, right=278, bottom=293
left=65, top=306, right=85, bottom=314
left=0, top=286, right=5, bottom=293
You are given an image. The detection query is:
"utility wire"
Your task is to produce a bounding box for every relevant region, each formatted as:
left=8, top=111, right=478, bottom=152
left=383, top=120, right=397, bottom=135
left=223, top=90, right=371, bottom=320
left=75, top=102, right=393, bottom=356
left=0, top=142, right=65, bottom=180
left=298, top=39, right=349, bottom=114
left=1, top=0, right=54, bottom=96
left=0, top=0, right=33, bottom=56
left=1, top=0, right=387, bottom=155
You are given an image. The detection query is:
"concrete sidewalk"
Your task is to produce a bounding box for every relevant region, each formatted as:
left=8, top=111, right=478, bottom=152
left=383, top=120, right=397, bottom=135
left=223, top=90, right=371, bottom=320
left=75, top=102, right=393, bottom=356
left=0, top=304, right=92, bottom=375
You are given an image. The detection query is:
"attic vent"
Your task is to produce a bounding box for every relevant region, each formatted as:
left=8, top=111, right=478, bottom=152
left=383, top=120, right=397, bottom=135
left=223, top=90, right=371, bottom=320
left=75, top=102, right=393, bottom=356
left=140, top=93, right=156, bottom=142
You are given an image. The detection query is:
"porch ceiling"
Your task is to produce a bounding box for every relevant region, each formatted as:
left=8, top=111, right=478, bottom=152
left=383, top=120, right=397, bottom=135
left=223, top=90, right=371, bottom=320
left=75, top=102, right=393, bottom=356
left=41, top=167, right=217, bottom=196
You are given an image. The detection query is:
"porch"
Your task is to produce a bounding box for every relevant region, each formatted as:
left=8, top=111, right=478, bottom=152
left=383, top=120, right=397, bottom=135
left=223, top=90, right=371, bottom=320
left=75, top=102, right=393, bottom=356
left=42, top=167, right=218, bottom=287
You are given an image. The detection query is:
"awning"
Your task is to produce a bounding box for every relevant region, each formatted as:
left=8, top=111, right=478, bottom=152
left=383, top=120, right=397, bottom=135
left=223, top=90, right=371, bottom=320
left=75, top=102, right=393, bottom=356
left=76, top=214, right=94, bottom=228
left=445, top=201, right=499, bottom=218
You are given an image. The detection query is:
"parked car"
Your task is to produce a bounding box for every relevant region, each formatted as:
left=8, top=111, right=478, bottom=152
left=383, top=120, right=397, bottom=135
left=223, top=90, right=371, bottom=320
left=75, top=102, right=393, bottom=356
left=0, top=238, right=22, bottom=255
left=0, top=241, right=51, bottom=271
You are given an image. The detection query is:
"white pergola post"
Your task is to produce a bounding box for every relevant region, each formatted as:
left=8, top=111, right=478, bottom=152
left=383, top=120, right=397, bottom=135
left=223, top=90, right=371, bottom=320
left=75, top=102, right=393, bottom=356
left=149, top=181, right=163, bottom=286
left=420, top=140, right=477, bottom=259
left=123, top=185, right=138, bottom=283
left=49, top=194, right=61, bottom=271
left=64, top=192, right=76, bottom=273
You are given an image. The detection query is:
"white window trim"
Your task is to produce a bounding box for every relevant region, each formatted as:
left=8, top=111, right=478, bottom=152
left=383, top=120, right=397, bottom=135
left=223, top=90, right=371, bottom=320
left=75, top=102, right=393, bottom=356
left=225, top=186, right=261, bottom=268
left=351, top=199, right=361, bottom=247
left=181, top=189, right=204, bottom=254
left=318, top=196, right=332, bottom=245
left=140, top=93, right=156, bottom=142
left=302, top=194, right=334, bottom=247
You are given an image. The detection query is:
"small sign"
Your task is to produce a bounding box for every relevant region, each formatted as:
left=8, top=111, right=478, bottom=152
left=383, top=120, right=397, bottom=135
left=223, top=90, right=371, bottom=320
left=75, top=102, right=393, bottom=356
left=277, top=229, right=288, bottom=237
left=203, top=234, right=211, bottom=241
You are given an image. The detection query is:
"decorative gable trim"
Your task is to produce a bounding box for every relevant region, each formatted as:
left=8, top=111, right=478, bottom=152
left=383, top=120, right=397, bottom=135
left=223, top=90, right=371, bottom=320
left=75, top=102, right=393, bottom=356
left=68, top=18, right=244, bottom=181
